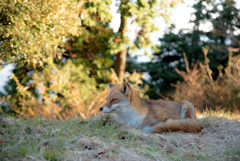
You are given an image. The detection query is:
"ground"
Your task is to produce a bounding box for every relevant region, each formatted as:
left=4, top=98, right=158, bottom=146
left=0, top=112, right=240, bottom=161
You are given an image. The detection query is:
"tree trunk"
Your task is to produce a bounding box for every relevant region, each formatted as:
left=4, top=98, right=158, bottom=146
left=114, top=48, right=127, bottom=83
left=114, top=2, right=128, bottom=83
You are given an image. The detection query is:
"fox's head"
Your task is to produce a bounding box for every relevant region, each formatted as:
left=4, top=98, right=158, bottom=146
left=100, top=82, right=132, bottom=113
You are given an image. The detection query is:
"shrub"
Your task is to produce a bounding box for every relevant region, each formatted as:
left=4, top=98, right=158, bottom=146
left=0, top=0, right=81, bottom=67
left=0, top=59, right=148, bottom=119
left=170, top=48, right=240, bottom=113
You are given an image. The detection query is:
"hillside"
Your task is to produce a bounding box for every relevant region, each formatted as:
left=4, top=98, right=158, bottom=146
left=0, top=113, right=240, bottom=160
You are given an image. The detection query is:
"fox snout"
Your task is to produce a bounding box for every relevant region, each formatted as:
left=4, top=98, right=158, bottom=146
left=99, top=104, right=120, bottom=113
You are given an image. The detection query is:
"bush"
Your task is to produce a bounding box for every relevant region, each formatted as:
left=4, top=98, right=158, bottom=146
left=0, top=59, right=148, bottom=119
left=0, top=0, right=81, bottom=67
left=0, top=58, right=103, bottom=119
left=170, top=47, right=240, bottom=113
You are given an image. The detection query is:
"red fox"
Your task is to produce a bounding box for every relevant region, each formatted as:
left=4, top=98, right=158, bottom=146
left=100, top=82, right=202, bottom=133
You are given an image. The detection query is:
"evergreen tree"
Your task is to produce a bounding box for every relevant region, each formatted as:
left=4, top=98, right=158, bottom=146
left=132, top=0, right=240, bottom=99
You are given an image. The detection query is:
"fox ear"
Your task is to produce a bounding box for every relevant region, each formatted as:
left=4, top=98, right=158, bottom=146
left=119, top=82, right=130, bottom=95
left=107, top=83, right=117, bottom=89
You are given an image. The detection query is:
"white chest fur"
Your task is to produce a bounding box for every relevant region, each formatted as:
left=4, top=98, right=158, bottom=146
left=114, top=105, right=146, bottom=127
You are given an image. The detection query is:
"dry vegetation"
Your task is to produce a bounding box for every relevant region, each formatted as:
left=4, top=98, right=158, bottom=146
left=0, top=68, right=147, bottom=120
left=170, top=48, right=240, bottom=113
left=1, top=49, right=239, bottom=161
left=1, top=111, right=240, bottom=161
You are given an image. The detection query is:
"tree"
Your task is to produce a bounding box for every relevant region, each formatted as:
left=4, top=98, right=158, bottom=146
left=0, top=0, right=156, bottom=117
left=113, top=0, right=182, bottom=82
left=0, top=0, right=82, bottom=115
left=0, top=0, right=81, bottom=68
left=68, top=0, right=182, bottom=83
left=131, top=0, right=240, bottom=99
left=63, top=0, right=115, bottom=84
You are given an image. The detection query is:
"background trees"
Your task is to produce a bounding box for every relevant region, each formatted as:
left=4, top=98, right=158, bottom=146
left=112, top=0, right=181, bottom=82
left=0, top=0, right=240, bottom=117
left=0, top=0, right=179, bottom=117
left=131, top=0, right=240, bottom=99
left=66, top=0, right=182, bottom=82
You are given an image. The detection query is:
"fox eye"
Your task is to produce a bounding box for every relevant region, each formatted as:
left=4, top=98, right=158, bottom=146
left=111, top=98, right=117, bottom=102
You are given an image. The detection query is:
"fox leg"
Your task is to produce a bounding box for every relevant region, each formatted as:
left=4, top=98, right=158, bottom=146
left=180, top=100, right=198, bottom=120
left=180, top=105, right=187, bottom=119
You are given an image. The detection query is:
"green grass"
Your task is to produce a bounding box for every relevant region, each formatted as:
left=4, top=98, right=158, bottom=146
left=0, top=113, right=240, bottom=160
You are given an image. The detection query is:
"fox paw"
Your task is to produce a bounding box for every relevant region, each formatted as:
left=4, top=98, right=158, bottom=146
left=142, top=125, right=154, bottom=133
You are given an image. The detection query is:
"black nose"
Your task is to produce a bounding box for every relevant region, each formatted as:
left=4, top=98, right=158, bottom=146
left=99, top=107, right=103, bottom=111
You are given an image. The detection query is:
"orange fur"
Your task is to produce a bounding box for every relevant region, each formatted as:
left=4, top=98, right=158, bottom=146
left=151, top=118, right=202, bottom=133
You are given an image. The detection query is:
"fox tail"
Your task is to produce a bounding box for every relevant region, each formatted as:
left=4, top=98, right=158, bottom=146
left=142, top=118, right=202, bottom=133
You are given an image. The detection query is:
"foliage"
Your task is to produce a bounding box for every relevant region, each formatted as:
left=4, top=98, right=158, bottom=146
left=0, top=0, right=83, bottom=116
left=131, top=0, right=240, bottom=99
left=170, top=47, right=240, bottom=112
left=65, top=0, right=182, bottom=82
left=0, top=0, right=81, bottom=67
left=113, top=0, right=181, bottom=82
left=63, top=0, right=115, bottom=83
left=0, top=58, right=102, bottom=119
left=108, top=0, right=182, bottom=54
left=0, top=57, right=148, bottom=118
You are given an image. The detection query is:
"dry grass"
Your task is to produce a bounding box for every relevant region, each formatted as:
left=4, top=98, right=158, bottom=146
left=0, top=112, right=240, bottom=161
left=170, top=49, right=240, bottom=113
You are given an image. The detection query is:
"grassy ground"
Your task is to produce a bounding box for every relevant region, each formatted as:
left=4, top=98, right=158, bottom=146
left=0, top=111, right=240, bottom=161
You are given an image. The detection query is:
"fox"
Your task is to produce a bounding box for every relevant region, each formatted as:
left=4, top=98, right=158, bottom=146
left=99, top=82, right=202, bottom=133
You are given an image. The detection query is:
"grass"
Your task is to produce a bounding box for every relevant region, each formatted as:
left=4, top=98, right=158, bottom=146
left=0, top=111, right=240, bottom=161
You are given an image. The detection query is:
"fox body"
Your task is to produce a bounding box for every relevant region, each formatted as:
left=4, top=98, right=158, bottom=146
left=100, top=82, right=202, bottom=133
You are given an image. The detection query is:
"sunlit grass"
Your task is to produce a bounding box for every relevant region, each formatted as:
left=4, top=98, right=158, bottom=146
left=196, top=108, right=240, bottom=122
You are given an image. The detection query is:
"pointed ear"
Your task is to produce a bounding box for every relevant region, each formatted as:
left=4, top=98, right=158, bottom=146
left=107, top=83, right=117, bottom=89
left=119, top=82, right=130, bottom=95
